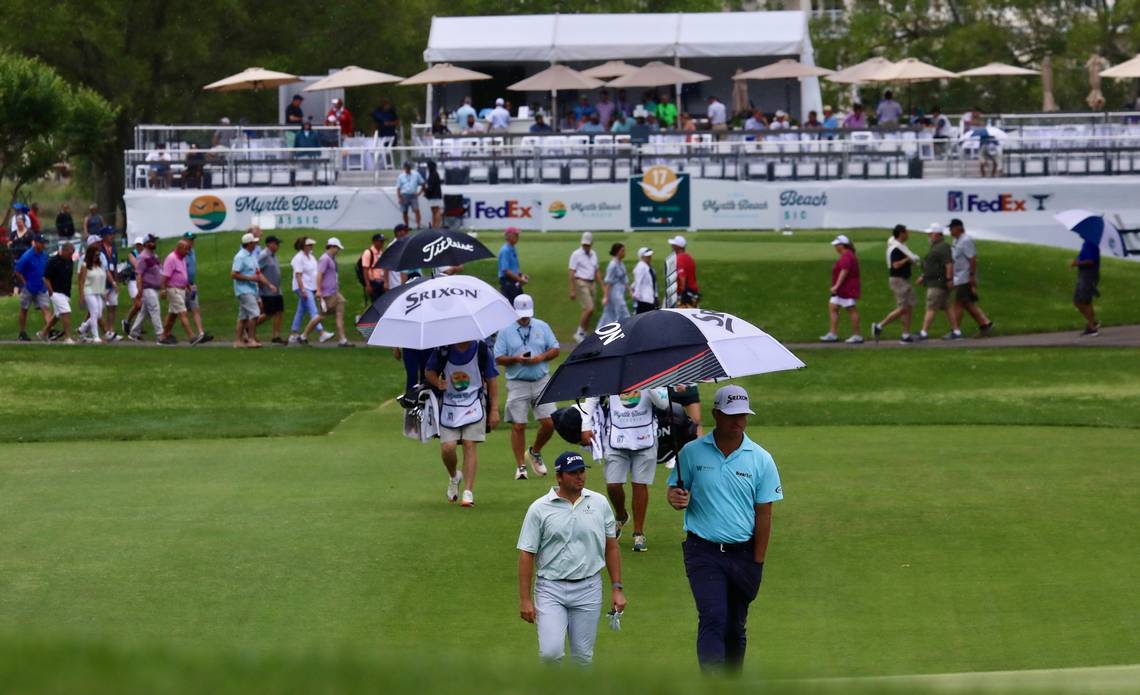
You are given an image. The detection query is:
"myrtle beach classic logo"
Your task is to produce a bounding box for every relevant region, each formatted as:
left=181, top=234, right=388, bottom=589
left=618, top=391, right=642, bottom=409
left=638, top=165, right=682, bottom=203
left=450, top=371, right=471, bottom=392
left=549, top=200, right=568, bottom=219
left=188, top=195, right=226, bottom=231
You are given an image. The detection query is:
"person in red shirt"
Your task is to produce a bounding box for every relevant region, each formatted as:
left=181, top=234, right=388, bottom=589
left=820, top=234, right=863, bottom=344
left=326, top=98, right=354, bottom=137
left=668, top=236, right=700, bottom=307
left=28, top=203, right=41, bottom=233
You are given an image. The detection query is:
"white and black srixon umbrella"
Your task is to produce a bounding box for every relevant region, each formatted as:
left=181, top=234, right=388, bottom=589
left=378, top=228, right=493, bottom=271
left=355, top=275, right=517, bottom=349
left=537, top=309, right=804, bottom=404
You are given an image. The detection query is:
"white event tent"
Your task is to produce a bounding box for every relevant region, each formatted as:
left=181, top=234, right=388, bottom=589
left=423, top=12, right=823, bottom=120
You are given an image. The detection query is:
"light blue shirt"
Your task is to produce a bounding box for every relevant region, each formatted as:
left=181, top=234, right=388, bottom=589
left=396, top=170, right=424, bottom=196
left=231, top=247, right=259, bottom=295
left=494, top=318, right=558, bottom=381
left=517, top=487, right=616, bottom=581
left=667, top=433, right=783, bottom=544
left=454, top=104, right=476, bottom=129
left=489, top=106, right=511, bottom=130
left=498, top=242, right=519, bottom=280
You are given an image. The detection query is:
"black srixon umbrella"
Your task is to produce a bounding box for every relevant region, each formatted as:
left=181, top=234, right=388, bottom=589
left=378, top=228, right=493, bottom=271
left=537, top=309, right=804, bottom=487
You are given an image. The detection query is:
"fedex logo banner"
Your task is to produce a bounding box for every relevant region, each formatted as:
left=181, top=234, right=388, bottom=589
left=947, top=191, right=1051, bottom=213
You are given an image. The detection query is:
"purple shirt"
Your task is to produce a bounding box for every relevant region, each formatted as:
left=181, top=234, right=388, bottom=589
left=595, top=100, right=615, bottom=127
left=317, top=252, right=339, bottom=296
left=162, top=251, right=189, bottom=288
left=137, top=249, right=163, bottom=289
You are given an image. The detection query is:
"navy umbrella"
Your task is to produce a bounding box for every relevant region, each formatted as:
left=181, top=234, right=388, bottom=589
left=377, top=228, right=493, bottom=270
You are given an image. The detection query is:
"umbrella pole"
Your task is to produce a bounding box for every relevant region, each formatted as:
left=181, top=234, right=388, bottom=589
left=552, top=89, right=558, bottom=132
left=669, top=387, right=682, bottom=489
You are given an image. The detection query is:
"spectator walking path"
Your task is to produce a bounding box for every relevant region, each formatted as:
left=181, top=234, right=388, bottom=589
left=789, top=324, right=1140, bottom=350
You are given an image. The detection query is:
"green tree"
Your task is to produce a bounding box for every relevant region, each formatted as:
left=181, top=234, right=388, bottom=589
left=0, top=52, right=116, bottom=225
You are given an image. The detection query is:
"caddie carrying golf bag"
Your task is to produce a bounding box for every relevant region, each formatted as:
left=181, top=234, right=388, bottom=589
left=550, top=400, right=698, bottom=464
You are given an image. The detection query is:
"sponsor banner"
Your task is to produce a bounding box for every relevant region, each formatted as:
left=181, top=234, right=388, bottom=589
left=125, top=188, right=404, bottom=238
left=125, top=177, right=1140, bottom=257
left=630, top=165, right=691, bottom=229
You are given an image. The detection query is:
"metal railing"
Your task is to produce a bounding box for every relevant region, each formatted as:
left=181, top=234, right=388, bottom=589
left=123, top=133, right=1140, bottom=189
left=133, top=124, right=342, bottom=151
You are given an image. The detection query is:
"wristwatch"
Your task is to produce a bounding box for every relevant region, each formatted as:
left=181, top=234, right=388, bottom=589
left=611, top=582, right=624, bottom=591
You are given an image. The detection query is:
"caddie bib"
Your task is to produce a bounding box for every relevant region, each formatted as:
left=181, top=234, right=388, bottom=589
left=440, top=351, right=484, bottom=428
left=606, top=390, right=656, bottom=451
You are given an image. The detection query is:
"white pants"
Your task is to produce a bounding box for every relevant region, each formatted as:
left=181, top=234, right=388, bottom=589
left=131, top=288, right=163, bottom=338
left=81, top=294, right=105, bottom=336
left=534, top=574, right=602, bottom=664
left=127, top=282, right=139, bottom=300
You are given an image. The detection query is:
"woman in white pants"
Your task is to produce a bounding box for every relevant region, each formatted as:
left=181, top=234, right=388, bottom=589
left=77, top=244, right=113, bottom=343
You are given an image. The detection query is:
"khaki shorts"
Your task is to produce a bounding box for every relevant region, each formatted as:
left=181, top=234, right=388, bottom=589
left=440, top=419, right=486, bottom=443
left=603, top=447, right=657, bottom=485
left=889, top=277, right=917, bottom=308
left=237, top=293, right=261, bottom=320
left=167, top=287, right=188, bottom=314
left=321, top=292, right=346, bottom=314
left=574, top=278, right=596, bottom=311
left=505, top=376, right=557, bottom=424
left=925, top=286, right=949, bottom=310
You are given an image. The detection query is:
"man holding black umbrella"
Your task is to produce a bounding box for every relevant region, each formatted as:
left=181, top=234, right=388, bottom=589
left=666, top=385, right=783, bottom=673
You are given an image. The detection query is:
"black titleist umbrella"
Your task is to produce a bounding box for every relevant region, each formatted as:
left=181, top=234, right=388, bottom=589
left=537, top=309, right=804, bottom=487
left=377, top=228, right=493, bottom=270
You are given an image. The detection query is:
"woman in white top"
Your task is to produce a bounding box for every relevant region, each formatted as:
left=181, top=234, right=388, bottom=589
left=598, top=242, right=631, bottom=327
left=631, top=247, right=658, bottom=314
left=288, top=237, right=324, bottom=344
left=77, top=244, right=112, bottom=343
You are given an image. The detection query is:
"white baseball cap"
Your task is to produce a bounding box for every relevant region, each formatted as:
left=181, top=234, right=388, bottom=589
left=133, top=236, right=145, bottom=245
left=513, top=293, right=535, bottom=318
left=240, top=232, right=257, bottom=245
left=776, top=109, right=787, bottom=117
left=713, top=385, right=755, bottom=416
left=495, top=97, right=504, bottom=106
left=638, top=246, right=654, bottom=257
left=668, top=235, right=687, bottom=248
left=304, top=238, right=317, bottom=246
left=830, top=234, right=851, bottom=246
left=580, top=232, right=593, bottom=245
left=924, top=223, right=946, bottom=235
left=327, top=237, right=344, bottom=249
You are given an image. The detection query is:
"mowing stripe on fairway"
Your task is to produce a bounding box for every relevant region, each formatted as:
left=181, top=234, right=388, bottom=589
left=801, top=663, right=1140, bottom=692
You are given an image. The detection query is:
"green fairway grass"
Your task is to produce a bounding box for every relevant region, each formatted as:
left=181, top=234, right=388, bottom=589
left=2, top=346, right=1139, bottom=444
left=3, top=228, right=1138, bottom=344
left=2, top=405, right=1138, bottom=690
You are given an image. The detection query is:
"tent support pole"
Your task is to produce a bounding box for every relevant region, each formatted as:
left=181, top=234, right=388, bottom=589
left=425, top=62, right=434, bottom=126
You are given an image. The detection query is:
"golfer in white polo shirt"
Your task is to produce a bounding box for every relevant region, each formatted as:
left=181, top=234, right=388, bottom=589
left=518, top=452, right=626, bottom=664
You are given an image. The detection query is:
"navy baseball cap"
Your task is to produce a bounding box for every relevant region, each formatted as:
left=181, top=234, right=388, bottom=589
left=31, top=233, right=46, bottom=243
left=98, top=226, right=115, bottom=236
left=265, top=235, right=280, bottom=244
left=393, top=223, right=409, bottom=233
left=554, top=451, right=589, bottom=474
left=372, top=232, right=386, bottom=242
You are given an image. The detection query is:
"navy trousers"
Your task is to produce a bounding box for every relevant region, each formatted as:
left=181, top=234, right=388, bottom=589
left=683, top=535, right=764, bottom=671
left=402, top=348, right=429, bottom=392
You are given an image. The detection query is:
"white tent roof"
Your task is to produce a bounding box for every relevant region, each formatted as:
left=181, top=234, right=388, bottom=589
left=424, top=12, right=822, bottom=116
left=424, top=12, right=812, bottom=63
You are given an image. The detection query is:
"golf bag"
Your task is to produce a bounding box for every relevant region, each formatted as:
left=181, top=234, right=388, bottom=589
left=550, top=400, right=698, bottom=465
left=402, top=384, right=440, bottom=442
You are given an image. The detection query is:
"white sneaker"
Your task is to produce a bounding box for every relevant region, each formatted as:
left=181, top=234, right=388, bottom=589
left=287, top=334, right=300, bottom=345
left=819, top=332, right=839, bottom=342
left=514, top=465, right=527, bottom=480
left=844, top=335, right=864, bottom=344
left=91, top=336, right=103, bottom=344
left=574, top=327, right=586, bottom=342
left=62, top=338, right=76, bottom=345
left=446, top=473, right=462, bottom=503
left=525, top=448, right=547, bottom=476
left=318, top=330, right=335, bottom=343
left=461, top=490, right=474, bottom=508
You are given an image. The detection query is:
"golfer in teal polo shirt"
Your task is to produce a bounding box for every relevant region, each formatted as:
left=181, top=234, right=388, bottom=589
left=666, top=385, right=783, bottom=672
left=517, top=452, right=626, bottom=664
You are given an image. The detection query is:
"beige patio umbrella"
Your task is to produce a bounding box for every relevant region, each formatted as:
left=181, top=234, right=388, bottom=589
left=827, top=57, right=895, bottom=85
left=735, top=58, right=835, bottom=80
left=735, top=59, right=835, bottom=116
left=581, top=60, right=639, bottom=79
left=957, top=62, right=1039, bottom=77
left=865, top=58, right=958, bottom=83
left=509, top=65, right=606, bottom=128
left=1042, top=54, right=1059, bottom=111
left=605, top=61, right=711, bottom=88
left=203, top=67, right=300, bottom=92
left=304, top=65, right=405, bottom=92
left=399, top=63, right=492, bottom=86
left=1102, top=54, right=1140, bottom=78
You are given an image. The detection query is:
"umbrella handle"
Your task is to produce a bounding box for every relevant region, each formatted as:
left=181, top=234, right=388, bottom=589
left=668, top=387, right=682, bottom=489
